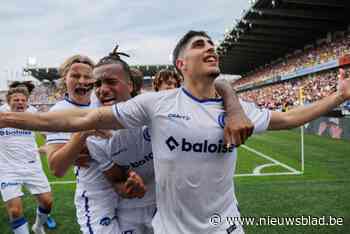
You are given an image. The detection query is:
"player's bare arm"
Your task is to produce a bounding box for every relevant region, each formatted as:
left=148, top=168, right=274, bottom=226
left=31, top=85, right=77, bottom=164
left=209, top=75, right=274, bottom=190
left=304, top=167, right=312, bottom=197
left=46, top=138, right=90, bottom=178
left=0, top=106, right=124, bottom=132
left=46, top=134, right=91, bottom=178
left=214, top=79, right=254, bottom=146
left=269, top=68, right=350, bottom=130
left=47, top=130, right=112, bottom=177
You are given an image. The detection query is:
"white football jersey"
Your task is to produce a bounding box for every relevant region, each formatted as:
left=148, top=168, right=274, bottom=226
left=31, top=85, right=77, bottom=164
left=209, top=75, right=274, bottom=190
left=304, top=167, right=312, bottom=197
left=112, top=88, right=271, bottom=234
left=87, top=127, right=155, bottom=209
left=46, top=95, right=110, bottom=190
left=0, top=107, right=41, bottom=172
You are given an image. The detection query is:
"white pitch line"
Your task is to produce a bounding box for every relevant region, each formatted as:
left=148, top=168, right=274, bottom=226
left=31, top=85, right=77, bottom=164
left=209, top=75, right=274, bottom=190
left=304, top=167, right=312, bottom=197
left=235, top=171, right=303, bottom=177
left=49, top=180, right=76, bottom=185
left=241, top=145, right=299, bottom=173
left=253, top=163, right=277, bottom=175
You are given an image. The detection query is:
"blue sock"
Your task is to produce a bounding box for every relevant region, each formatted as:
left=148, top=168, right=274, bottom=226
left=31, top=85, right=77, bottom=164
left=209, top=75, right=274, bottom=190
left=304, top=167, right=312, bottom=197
left=35, top=206, right=50, bottom=227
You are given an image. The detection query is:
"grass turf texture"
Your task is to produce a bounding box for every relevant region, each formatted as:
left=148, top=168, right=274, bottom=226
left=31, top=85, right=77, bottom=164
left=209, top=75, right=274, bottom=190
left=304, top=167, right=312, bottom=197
left=0, top=131, right=348, bottom=233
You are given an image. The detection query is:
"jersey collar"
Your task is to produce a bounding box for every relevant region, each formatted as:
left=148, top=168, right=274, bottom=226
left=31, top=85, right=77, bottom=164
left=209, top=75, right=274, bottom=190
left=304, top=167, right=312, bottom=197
left=64, top=93, right=91, bottom=107
left=181, top=87, right=223, bottom=103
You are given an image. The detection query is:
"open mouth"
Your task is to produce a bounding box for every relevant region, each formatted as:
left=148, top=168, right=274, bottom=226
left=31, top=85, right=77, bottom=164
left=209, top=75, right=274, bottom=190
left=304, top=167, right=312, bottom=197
left=74, top=86, right=92, bottom=96
left=100, top=97, right=116, bottom=106
left=203, top=55, right=218, bottom=63
left=16, top=106, right=25, bottom=112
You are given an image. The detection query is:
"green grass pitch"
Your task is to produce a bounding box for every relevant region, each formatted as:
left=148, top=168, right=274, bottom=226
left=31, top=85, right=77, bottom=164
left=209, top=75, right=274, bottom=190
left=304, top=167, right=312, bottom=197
left=0, top=130, right=349, bottom=233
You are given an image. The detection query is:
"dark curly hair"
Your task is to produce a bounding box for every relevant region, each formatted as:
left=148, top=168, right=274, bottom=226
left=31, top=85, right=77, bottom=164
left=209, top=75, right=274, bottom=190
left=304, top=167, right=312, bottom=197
left=95, top=44, right=131, bottom=82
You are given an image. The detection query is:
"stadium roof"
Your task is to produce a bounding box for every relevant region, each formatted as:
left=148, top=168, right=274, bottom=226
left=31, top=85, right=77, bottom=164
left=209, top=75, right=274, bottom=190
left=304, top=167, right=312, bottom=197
left=218, top=0, right=350, bottom=75
left=24, top=64, right=174, bottom=82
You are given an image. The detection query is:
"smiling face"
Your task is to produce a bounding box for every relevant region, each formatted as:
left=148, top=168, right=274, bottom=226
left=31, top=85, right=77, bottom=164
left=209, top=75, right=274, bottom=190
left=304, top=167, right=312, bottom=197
left=93, top=63, right=133, bottom=106
left=64, top=63, right=94, bottom=104
left=176, top=35, right=220, bottom=80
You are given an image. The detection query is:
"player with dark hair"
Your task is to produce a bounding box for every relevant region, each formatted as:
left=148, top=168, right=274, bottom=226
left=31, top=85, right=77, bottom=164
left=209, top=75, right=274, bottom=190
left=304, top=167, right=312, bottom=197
left=130, top=68, right=144, bottom=95
left=86, top=45, right=156, bottom=233
left=84, top=44, right=249, bottom=233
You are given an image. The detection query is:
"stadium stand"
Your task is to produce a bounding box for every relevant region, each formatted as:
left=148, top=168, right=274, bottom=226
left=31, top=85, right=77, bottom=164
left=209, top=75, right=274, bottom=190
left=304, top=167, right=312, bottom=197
left=27, top=82, right=62, bottom=112
left=0, top=91, right=6, bottom=106
left=234, top=33, right=350, bottom=88
left=24, top=65, right=174, bottom=82
left=23, top=64, right=174, bottom=100
left=238, top=68, right=340, bottom=110
left=218, top=0, right=350, bottom=75
left=215, top=0, right=350, bottom=141
left=216, top=0, right=350, bottom=114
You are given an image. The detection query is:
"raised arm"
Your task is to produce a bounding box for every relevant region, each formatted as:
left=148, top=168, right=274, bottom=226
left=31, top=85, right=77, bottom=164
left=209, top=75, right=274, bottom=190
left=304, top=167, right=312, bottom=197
left=269, top=68, right=349, bottom=130
left=0, top=106, right=123, bottom=132
left=214, top=79, right=254, bottom=146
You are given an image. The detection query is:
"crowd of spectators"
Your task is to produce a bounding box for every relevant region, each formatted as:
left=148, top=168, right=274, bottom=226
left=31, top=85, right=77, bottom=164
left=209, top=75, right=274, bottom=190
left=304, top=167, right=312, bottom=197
left=28, top=81, right=63, bottom=112
left=29, top=82, right=63, bottom=104
left=237, top=68, right=345, bottom=111
left=25, top=66, right=347, bottom=112
left=235, top=32, right=350, bottom=88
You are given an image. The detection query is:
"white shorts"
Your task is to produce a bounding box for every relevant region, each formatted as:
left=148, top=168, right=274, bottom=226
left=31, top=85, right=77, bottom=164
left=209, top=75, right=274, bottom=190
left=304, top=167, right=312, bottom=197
left=75, top=188, right=120, bottom=234
left=117, top=204, right=156, bottom=234
left=0, top=169, right=51, bottom=202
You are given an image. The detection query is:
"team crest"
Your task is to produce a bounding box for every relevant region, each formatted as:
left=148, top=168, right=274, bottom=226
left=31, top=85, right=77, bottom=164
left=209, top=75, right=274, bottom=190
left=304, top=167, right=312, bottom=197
left=99, top=217, right=111, bottom=226
left=218, top=112, right=226, bottom=129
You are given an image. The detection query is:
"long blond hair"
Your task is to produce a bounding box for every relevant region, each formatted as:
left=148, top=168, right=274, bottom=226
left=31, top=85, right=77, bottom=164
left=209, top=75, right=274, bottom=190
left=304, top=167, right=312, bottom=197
left=57, top=55, right=95, bottom=94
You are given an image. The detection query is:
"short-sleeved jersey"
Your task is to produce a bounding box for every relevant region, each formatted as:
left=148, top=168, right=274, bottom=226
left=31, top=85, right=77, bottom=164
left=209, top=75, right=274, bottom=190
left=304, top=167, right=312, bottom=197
left=46, top=96, right=110, bottom=190
left=112, top=88, right=271, bottom=234
left=0, top=107, right=41, bottom=172
left=87, top=127, right=155, bottom=209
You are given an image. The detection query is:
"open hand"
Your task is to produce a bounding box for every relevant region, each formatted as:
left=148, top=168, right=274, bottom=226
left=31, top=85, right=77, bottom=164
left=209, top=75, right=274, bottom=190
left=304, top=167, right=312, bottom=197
left=337, top=68, right=350, bottom=101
